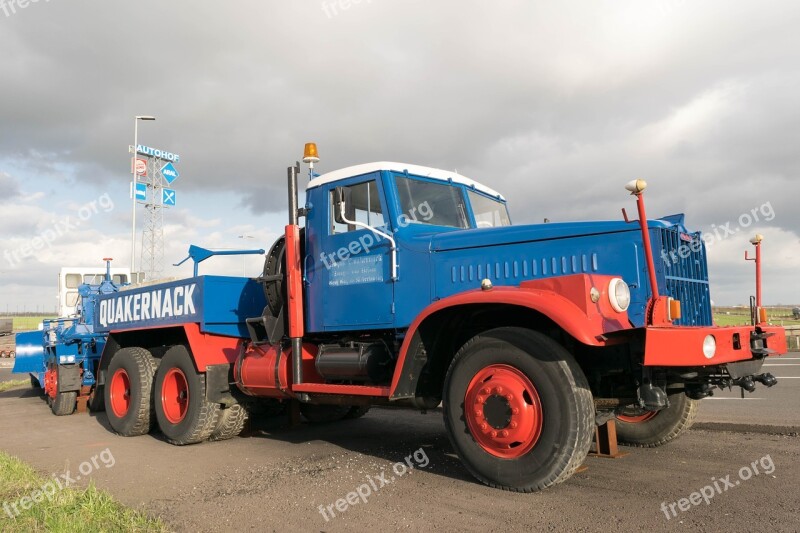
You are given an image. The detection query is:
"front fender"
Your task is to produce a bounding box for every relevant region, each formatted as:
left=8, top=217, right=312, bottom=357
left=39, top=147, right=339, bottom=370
left=389, top=274, right=631, bottom=398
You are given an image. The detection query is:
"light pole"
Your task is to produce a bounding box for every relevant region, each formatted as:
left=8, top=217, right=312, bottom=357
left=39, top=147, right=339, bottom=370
left=131, top=115, right=156, bottom=276
left=238, top=235, right=255, bottom=276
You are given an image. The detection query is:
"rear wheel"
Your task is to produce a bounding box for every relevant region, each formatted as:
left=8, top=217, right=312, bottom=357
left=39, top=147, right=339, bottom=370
left=51, top=391, right=77, bottom=416
left=154, top=345, right=220, bottom=445
left=443, top=328, right=594, bottom=492
left=209, top=403, right=249, bottom=441
left=615, top=392, right=698, bottom=447
left=104, top=347, right=158, bottom=436
left=88, top=384, right=105, bottom=412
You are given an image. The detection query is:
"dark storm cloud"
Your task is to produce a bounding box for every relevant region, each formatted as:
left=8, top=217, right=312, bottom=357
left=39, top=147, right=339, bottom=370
left=0, top=2, right=798, bottom=258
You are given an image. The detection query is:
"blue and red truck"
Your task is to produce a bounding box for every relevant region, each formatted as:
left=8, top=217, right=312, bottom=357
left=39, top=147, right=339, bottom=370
left=14, top=144, right=788, bottom=491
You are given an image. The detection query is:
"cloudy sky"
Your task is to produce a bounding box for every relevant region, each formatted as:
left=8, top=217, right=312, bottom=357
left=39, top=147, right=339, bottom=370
left=1, top=0, right=798, bottom=313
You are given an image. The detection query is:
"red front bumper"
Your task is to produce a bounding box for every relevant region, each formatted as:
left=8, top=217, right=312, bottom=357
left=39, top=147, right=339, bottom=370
left=643, top=325, right=787, bottom=366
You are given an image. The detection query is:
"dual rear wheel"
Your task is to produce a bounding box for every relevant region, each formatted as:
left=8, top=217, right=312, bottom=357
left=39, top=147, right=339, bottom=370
left=105, top=346, right=245, bottom=445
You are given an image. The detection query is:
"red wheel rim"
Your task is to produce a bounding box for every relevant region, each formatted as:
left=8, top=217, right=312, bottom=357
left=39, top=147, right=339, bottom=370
left=109, top=368, right=131, bottom=418
left=616, top=411, right=659, bottom=424
left=465, top=364, right=543, bottom=459
left=161, top=368, right=189, bottom=424
left=44, top=367, right=57, bottom=399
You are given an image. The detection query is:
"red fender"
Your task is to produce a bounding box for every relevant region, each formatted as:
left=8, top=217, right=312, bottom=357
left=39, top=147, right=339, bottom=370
left=389, top=274, right=631, bottom=397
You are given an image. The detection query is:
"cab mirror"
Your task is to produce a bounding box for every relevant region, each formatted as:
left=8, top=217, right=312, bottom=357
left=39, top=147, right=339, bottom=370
left=333, top=186, right=347, bottom=224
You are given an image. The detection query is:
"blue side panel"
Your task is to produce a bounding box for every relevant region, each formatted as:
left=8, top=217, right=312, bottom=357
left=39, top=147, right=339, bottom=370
left=94, top=276, right=265, bottom=338
left=12, top=330, right=45, bottom=375
left=425, top=229, right=650, bottom=328
left=200, top=276, right=266, bottom=337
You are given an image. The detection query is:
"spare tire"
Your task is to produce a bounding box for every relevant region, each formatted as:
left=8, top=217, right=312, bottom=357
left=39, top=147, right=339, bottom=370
left=262, top=236, right=286, bottom=318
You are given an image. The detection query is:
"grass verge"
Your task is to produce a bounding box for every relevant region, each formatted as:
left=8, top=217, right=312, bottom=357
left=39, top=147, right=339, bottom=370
left=0, top=451, right=168, bottom=532
left=0, top=380, right=29, bottom=393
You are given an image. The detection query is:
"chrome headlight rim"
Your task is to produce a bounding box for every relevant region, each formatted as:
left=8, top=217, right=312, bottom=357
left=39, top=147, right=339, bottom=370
left=703, top=335, right=716, bottom=359
left=608, top=277, right=630, bottom=313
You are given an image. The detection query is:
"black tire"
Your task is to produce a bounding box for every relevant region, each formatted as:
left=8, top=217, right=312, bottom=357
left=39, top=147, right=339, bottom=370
left=104, top=347, right=159, bottom=437
left=299, top=404, right=351, bottom=423
left=262, top=236, right=286, bottom=318
left=0, top=351, right=6, bottom=358
left=30, top=374, right=41, bottom=389
left=88, top=384, right=105, bottom=412
left=443, top=328, right=594, bottom=492
left=615, top=393, right=698, bottom=447
left=9, top=351, right=15, bottom=358
left=51, top=391, right=77, bottom=416
left=209, top=404, right=249, bottom=441
left=154, top=345, right=220, bottom=445
left=344, top=405, right=371, bottom=419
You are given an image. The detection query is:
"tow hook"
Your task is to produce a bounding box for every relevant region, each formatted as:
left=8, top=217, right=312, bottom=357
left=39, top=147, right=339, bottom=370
left=734, top=372, right=777, bottom=393
left=755, top=373, right=778, bottom=387
left=735, top=376, right=757, bottom=393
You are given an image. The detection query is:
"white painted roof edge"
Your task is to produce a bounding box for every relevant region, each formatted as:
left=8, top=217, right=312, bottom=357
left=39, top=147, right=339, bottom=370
left=306, top=162, right=505, bottom=201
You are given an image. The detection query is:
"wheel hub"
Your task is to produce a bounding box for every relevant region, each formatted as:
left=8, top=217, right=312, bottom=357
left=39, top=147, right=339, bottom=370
left=161, top=368, right=189, bottom=424
left=109, top=368, right=131, bottom=418
left=483, top=395, right=512, bottom=429
left=465, top=364, right=544, bottom=459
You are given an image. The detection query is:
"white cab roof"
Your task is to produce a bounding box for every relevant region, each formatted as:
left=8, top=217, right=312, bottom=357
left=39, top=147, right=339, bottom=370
left=306, top=162, right=505, bottom=201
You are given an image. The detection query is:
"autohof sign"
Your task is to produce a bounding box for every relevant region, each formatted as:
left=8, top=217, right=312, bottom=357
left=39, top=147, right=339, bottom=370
left=136, top=144, right=181, bottom=163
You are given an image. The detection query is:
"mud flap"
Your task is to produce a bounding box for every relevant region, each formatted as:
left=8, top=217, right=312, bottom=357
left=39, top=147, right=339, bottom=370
left=205, top=363, right=235, bottom=407
left=57, top=364, right=82, bottom=393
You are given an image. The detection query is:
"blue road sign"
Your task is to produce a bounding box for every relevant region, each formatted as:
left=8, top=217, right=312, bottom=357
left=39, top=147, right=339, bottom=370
left=161, top=162, right=180, bottom=184
left=135, top=182, right=147, bottom=201
left=163, top=188, right=176, bottom=206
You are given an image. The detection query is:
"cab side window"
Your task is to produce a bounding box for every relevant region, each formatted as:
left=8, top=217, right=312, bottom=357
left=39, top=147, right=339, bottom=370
left=330, top=180, right=385, bottom=234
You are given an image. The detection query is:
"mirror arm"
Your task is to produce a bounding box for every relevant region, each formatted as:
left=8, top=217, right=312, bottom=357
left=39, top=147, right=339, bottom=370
left=337, top=201, right=398, bottom=280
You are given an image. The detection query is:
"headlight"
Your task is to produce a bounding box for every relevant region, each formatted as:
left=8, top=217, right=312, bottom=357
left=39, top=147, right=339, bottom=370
left=703, top=335, right=716, bottom=359
left=608, top=278, right=631, bottom=312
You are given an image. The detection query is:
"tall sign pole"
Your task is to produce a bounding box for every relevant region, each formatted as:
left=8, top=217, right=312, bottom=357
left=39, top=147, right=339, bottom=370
left=131, top=116, right=156, bottom=275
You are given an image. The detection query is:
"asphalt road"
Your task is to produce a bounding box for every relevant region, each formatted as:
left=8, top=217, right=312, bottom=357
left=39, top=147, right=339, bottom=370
left=695, top=355, right=800, bottom=430
left=0, top=362, right=798, bottom=532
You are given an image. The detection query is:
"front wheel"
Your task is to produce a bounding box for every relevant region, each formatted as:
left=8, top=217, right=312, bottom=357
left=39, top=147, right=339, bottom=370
left=154, top=345, right=220, bottom=445
left=615, top=392, right=698, bottom=447
left=443, top=328, right=594, bottom=492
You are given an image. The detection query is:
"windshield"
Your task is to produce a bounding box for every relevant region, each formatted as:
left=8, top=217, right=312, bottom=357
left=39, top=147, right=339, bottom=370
left=395, top=176, right=469, bottom=229
left=467, top=190, right=511, bottom=228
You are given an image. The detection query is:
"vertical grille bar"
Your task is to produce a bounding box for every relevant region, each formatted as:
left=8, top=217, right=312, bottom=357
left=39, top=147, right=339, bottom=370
left=658, top=227, right=713, bottom=326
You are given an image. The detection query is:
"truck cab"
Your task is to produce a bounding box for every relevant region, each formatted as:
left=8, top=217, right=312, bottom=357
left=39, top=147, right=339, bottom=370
left=302, top=162, right=708, bottom=334
left=304, top=163, right=512, bottom=332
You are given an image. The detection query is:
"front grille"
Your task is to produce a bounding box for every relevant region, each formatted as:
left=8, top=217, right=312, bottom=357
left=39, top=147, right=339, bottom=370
left=657, top=227, right=713, bottom=326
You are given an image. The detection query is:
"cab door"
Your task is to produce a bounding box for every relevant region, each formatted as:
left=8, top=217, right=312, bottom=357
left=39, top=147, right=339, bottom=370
left=318, top=174, right=395, bottom=330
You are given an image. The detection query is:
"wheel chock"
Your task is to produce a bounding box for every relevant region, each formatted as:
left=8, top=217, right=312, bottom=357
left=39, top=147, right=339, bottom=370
left=589, top=419, right=628, bottom=459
